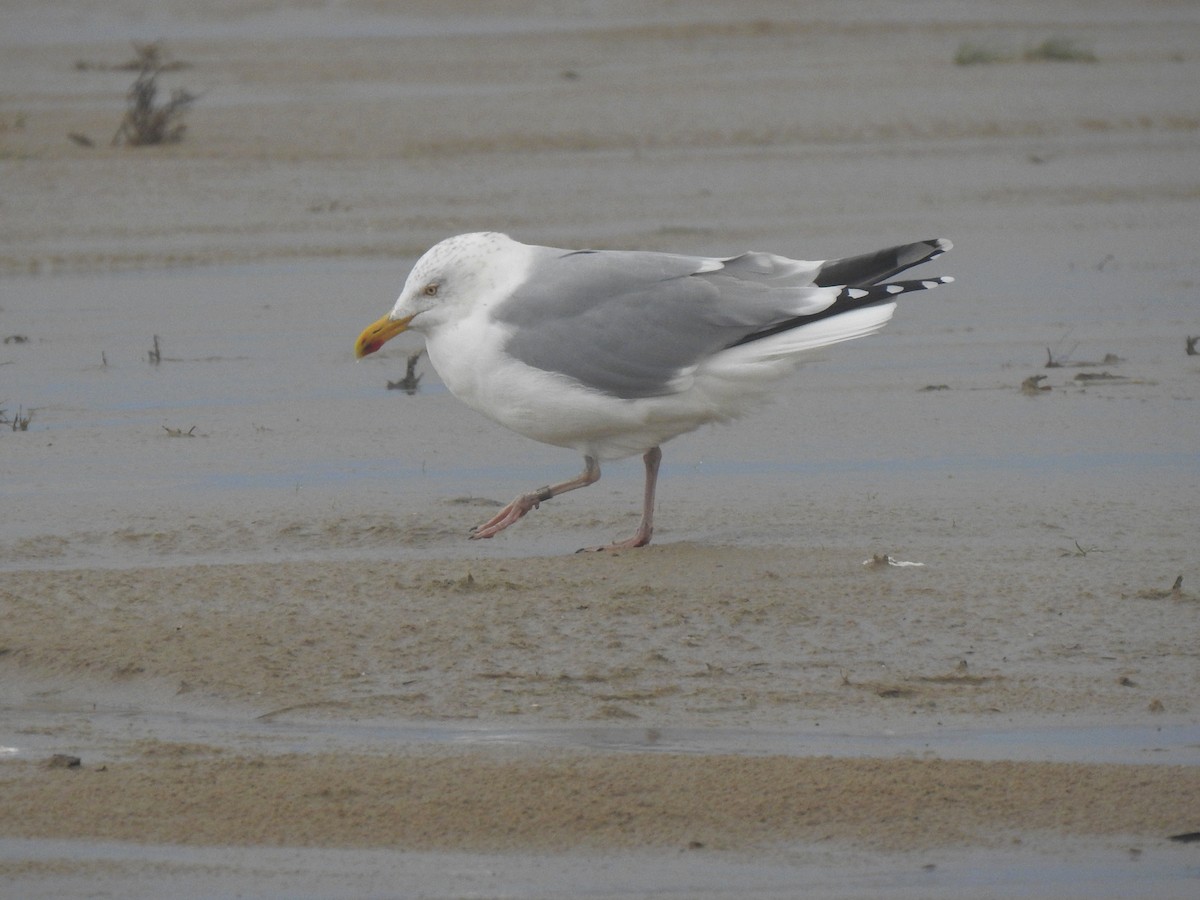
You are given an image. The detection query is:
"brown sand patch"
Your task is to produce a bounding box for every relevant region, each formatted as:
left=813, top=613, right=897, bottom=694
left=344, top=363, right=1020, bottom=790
left=3, top=750, right=1196, bottom=853
left=2, top=547, right=1195, bottom=726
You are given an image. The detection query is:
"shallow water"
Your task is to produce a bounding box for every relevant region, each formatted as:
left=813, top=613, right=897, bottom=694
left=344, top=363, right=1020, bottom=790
left=4, top=695, right=1199, bottom=767
left=1, top=835, right=1198, bottom=900
left=3, top=259, right=1196, bottom=570
left=5, top=691, right=1199, bottom=898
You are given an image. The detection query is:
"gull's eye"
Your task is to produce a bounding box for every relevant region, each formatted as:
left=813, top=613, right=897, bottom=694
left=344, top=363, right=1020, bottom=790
left=423, top=282, right=440, bottom=297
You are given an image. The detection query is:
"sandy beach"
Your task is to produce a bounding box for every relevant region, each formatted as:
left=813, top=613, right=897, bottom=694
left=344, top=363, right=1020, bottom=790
left=2, top=1, right=1199, bottom=896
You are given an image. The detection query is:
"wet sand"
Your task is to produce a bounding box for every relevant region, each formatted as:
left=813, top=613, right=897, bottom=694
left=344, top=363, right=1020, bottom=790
left=2, top=1, right=1199, bottom=896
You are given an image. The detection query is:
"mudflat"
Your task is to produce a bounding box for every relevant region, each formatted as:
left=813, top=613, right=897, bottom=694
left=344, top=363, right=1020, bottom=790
left=2, top=2, right=1198, bottom=897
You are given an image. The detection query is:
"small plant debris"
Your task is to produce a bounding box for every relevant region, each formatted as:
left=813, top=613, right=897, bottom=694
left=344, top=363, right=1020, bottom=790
left=1024, top=36, right=1097, bottom=63
left=148, top=335, right=162, bottom=365
left=862, top=553, right=925, bottom=569
left=1046, top=346, right=1123, bottom=368
left=1186, top=335, right=1198, bottom=356
left=1135, top=576, right=1187, bottom=602
left=387, top=349, right=425, bottom=394
left=112, top=43, right=196, bottom=147
left=162, top=425, right=198, bottom=437
left=1061, top=540, right=1104, bottom=558
left=1045, top=346, right=1070, bottom=368
left=1, top=404, right=33, bottom=431
left=955, top=35, right=1096, bottom=66
left=954, top=43, right=1011, bottom=66
left=1021, top=374, right=1050, bottom=395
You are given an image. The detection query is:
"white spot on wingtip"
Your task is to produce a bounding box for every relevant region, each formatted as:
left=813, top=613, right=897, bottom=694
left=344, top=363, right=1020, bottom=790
left=886, top=284, right=904, bottom=294
left=847, top=288, right=869, bottom=299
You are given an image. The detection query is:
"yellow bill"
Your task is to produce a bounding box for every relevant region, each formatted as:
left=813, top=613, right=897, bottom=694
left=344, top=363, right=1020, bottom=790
left=355, top=313, right=413, bottom=358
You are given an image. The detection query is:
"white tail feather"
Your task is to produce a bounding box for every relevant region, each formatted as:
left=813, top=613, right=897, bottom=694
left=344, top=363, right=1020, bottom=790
left=708, top=302, right=897, bottom=373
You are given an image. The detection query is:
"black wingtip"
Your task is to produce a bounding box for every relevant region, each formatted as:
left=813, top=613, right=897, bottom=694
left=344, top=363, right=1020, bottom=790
left=814, top=238, right=953, bottom=288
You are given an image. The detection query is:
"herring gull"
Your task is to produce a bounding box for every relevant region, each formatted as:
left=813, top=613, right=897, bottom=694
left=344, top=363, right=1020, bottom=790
left=355, top=232, right=952, bottom=550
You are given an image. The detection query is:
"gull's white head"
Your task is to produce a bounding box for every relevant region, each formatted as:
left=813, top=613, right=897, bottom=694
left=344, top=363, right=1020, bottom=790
left=355, top=232, right=522, bottom=358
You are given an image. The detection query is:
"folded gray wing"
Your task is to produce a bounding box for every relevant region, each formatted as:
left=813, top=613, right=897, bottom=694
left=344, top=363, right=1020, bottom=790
left=493, top=248, right=837, bottom=400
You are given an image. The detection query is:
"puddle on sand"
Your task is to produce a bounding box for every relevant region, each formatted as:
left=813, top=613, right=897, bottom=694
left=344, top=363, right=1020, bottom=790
left=4, top=705, right=1200, bottom=898
left=4, top=693, right=1198, bottom=767
left=0, top=833, right=1197, bottom=900
left=446, top=721, right=1200, bottom=765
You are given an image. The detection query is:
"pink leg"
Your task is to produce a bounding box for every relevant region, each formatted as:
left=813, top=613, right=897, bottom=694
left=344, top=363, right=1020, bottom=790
left=470, top=456, right=601, bottom=540
left=580, top=446, right=662, bottom=552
